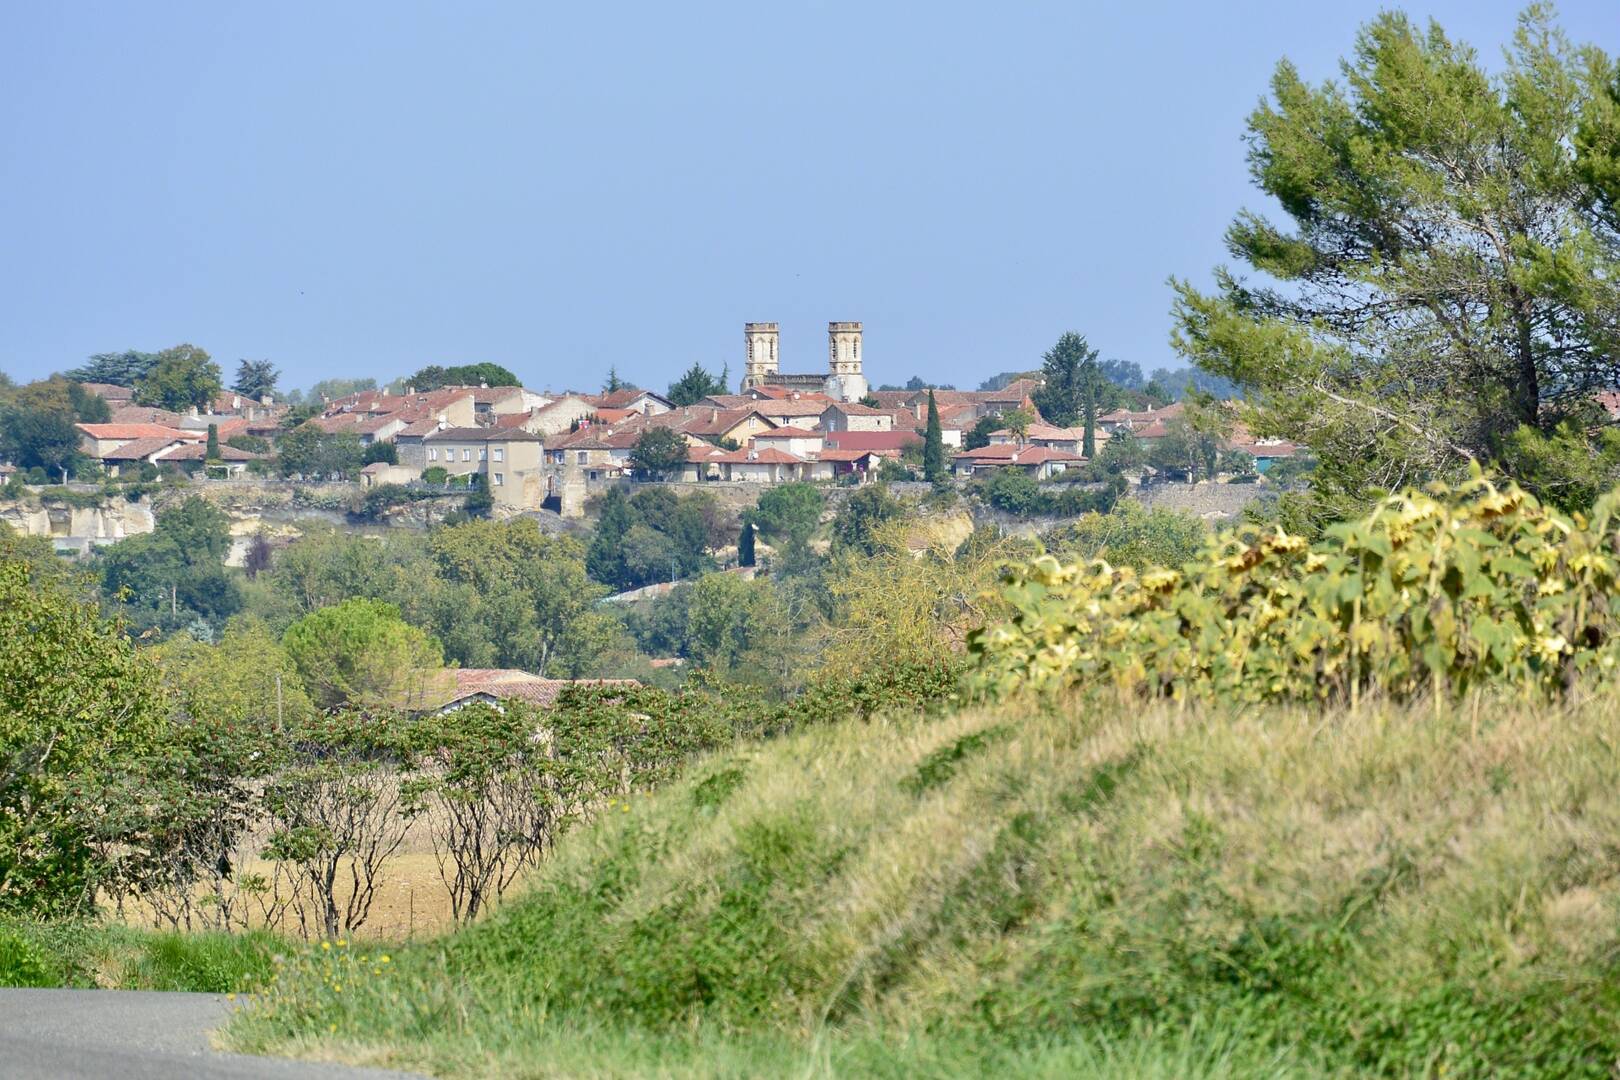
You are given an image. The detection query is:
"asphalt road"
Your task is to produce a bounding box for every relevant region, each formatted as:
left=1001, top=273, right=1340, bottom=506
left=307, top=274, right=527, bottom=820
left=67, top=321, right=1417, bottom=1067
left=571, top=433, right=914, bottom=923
left=0, top=989, right=423, bottom=1080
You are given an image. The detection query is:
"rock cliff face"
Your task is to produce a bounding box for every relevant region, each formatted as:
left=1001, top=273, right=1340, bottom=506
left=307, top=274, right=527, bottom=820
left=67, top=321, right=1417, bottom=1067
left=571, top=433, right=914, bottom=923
left=0, top=498, right=158, bottom=554
left=0, top=481, right=482, bottom=558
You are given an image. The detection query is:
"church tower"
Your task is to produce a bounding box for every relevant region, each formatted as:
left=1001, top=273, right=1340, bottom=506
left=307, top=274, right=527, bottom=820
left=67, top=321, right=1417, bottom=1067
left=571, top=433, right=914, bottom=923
left=825, top=321, right=868, bottom=402
left=743, top=322, right=779, bottom=389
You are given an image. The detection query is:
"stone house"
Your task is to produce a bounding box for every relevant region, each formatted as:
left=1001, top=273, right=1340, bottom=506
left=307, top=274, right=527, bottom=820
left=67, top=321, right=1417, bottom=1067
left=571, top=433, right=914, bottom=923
left=749, top=426, right=824, bottom=458
left=592, top=389, right=673, bottom=416
left=76, top=423, right=202, bottom=460
left=419, top=427, right=544, bottom=506
left=953, top=443, right=1085, bottom=479
left=820, top=403, right=894, bottom=433
left=711, top=446, right=810, bottom=483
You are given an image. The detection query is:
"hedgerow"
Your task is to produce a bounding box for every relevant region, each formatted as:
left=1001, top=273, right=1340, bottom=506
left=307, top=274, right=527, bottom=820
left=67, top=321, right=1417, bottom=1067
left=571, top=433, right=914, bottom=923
left=969, top=471, right=1620, bottom=703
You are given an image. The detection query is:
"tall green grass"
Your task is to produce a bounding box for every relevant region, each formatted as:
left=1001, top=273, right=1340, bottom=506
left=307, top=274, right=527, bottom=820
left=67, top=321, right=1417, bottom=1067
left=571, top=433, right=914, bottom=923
left=229, top=693, right=1620, bottom=1077
left=0, top=920, right=284, bottom=992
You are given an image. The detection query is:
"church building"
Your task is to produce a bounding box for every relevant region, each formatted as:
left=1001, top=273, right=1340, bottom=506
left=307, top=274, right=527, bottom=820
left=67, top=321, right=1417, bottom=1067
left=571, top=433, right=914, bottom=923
left=741, top=321, right=870, bottom=403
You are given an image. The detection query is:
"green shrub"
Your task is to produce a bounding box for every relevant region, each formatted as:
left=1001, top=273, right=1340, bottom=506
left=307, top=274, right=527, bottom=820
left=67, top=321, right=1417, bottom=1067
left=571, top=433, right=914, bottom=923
left=971, top=472, right=1620, bottom=703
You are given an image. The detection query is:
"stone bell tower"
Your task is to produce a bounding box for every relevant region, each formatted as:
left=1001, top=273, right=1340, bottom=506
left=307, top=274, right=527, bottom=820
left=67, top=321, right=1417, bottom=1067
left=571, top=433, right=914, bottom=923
left=825, top=321, right=868, bottom=402
left=743, top=322, right=779, bottom=389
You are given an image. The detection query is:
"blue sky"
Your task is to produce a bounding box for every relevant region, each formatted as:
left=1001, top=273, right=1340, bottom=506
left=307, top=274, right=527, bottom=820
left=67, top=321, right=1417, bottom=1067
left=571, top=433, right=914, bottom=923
left=0, top=2, right=1611, bottom=394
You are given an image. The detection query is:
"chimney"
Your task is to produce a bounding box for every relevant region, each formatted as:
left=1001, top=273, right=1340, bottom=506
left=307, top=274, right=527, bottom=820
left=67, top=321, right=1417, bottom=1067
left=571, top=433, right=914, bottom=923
left=383, top=386, right=390, bottom=396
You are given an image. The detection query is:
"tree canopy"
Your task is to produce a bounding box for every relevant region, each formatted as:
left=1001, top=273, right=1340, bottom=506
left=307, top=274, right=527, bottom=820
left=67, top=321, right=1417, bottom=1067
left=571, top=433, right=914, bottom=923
left=64, top=349, right=159, bottom=388
left=232, top=359, right=280, bottom=400
left=405, top=363, right=520, bottom=391
left=135, top=344, right=222, bottom=412
left=630, top=427, right=689, bottom=478
left=1031, top=332, right=1103, bottom=429
left=282, top=598, right=444, bottom=710
left=1172, top=7, right=1620, bottom=521
left=666, top=363, right=728, bottom=407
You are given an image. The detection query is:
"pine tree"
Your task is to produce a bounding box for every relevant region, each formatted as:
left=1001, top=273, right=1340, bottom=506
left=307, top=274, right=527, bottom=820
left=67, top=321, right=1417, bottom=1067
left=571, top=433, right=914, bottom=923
left=923, top=391, right=947, bottom=483
left=738, top=520, right=756, bottom=567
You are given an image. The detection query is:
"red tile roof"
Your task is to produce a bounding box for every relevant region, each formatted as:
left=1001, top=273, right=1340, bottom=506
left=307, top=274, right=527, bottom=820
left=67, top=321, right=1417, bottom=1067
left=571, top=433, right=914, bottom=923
left=822, top=402, right=886, bottom=416
left=99, top=436, right=184, bottom=460
left=753, top=400, right=830, bottom=418
left=160, top=442, right=265, bottom=461
left=108, top=406, right=185, bottom=426
left=753, top=426, right=821, bottom=439
left=816, top=447, right=885, bottom=463
left=822, top=430, right=921, bottom=452
left=77, top=423, right=201, bottom=441
left=432, top=669, right=640, bottom=710
left=711, top=447, right=805, bottom=465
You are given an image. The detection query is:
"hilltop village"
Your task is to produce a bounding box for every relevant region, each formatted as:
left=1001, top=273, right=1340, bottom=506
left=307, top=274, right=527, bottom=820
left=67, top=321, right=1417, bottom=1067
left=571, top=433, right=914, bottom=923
left=24, top=321, right=1299, bottom=524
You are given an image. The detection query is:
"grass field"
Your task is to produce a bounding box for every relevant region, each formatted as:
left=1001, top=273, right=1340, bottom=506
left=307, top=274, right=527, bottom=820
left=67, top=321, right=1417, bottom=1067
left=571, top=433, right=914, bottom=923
left=222, top=690, right=1620, bottom=1077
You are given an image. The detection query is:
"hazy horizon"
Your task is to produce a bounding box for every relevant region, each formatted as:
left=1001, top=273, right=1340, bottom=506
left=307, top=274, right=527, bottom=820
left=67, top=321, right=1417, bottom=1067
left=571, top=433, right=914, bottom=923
left=2, top=1, right=1611, bottom=394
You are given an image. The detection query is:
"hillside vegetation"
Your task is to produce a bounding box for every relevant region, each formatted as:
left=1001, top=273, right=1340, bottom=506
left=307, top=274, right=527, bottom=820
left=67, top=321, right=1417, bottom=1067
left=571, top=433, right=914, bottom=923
left=230, top=689, right=1620, bottom=1077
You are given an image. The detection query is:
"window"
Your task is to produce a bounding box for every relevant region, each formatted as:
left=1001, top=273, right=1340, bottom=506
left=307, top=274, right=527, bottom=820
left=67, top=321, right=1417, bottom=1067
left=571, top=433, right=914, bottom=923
left=493, top=472, right=504, bottom=486
left=478, top=448, right=487, bottom=461
left=427, top=448, right=437, bottom=461
left=577, top=451, right=587, bottom=464
left=462, top=448, right=471, bottom=461
left=493, top=448, right=503, bottom=462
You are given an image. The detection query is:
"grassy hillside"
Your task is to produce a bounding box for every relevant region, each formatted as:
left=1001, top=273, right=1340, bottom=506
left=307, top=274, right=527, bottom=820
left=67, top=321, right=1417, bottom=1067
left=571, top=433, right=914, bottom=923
left=227, top=692, right=1620, bottom=1077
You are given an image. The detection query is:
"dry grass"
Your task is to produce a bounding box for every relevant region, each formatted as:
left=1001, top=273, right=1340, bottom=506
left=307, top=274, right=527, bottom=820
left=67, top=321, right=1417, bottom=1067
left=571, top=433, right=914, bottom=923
left=229, top=689, right=1620, bottom=1076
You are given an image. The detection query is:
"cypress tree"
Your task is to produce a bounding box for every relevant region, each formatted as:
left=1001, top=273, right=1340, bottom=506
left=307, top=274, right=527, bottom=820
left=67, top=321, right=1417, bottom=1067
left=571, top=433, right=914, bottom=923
left=205, top=423, right=220, bottom=461
left=1082, top=372, right=1097, bottom=459
left=923, top=391, right=946, bottom=483
left=738, top=520, right=756, bottom=567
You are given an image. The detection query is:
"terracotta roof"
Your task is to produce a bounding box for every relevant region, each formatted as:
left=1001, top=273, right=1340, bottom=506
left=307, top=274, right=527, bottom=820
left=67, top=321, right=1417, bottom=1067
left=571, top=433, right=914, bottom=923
left=754, top=400, right=831, bottom=418
left=467, top=386, right=527, bottom=403
left=1596, top=391, right=1620, bottom=419
left=1099, top=402, right=1185, bottom=424
left=712, top=447, right=805, bottom=465
left=1131, top=421, right=1171, bottom=439
left=822, top=402, right=886, bottom=416
left=816, top=447, right=884, bottom=463
left=982, top=378, right=1044, bottom=400
left=955, top=444, right=1084, bottom=465
left=395, top=419, right=442, bottom=438
left=310, top=412, right=405, bottom=435
left=424, top=427, right=543, bottom=442
left=749, top=386, right=833, bottom=403
left=822, top=430, right=921, bottom=452
left=685, top=445, right=728, bottom=463
left=594, top=388, right=671, bottom=409
left=79, top=382, right=136, bottom=400
left=99, top=436, right=184, bottom=460
left=753, top=426, right=821, bottom=439
left=429, top=669, right=640, bottom=710
left=109, top=405, right=184, bottom=425
left=697, top=394, right=756, bottom=409
left=321, top=387, right=474, bottom=417
left=991, top=423, right=1089, bottom=442
left=159, top=442, right=265, bottom=461
left=77, top=423, right=200, bottom=441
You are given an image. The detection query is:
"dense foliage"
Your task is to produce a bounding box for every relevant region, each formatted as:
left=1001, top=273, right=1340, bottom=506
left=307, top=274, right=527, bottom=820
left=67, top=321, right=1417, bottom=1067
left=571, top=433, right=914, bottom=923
left=1173, top=7, right=1620, bottom=525
left=972, top=472, right=1620, bottom=703
left=0, top=545, right=167, bottom=916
